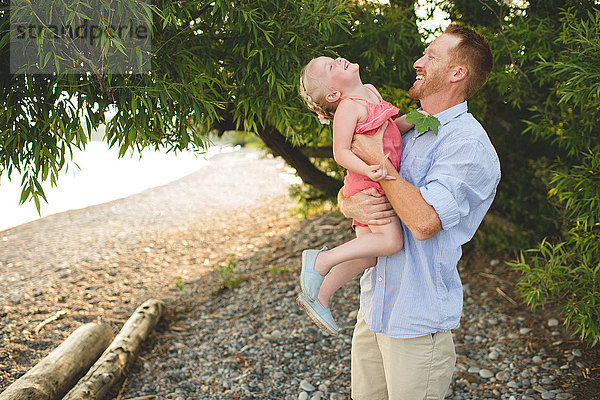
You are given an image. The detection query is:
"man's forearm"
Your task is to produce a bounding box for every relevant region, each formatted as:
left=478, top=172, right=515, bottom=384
left=380, top=160, right=442, bottom=240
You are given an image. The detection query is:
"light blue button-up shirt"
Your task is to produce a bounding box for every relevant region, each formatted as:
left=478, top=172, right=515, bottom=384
left=359, top=101, right=501, bottom=338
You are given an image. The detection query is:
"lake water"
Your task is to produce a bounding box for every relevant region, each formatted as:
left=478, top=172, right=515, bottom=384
left=0, top=141, right=238, bottom=232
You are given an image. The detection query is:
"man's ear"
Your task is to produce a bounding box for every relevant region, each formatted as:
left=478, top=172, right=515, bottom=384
left=450, top=65, right=468, bottom=83
left=326, top=91, right=342, bottom=103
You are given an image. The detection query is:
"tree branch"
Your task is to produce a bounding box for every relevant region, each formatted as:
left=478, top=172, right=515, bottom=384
left=298, top=145, right=333, bottom=159
left=478, top=0, right=539, bottom=95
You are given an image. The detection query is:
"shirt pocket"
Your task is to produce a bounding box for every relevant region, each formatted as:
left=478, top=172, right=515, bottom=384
left=401, top=155, right=432, bottom=187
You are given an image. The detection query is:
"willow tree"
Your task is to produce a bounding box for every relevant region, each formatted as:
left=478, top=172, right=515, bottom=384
left=0, top=0, right=426, bottom=209
left=0, top=0, right=342, bottom=209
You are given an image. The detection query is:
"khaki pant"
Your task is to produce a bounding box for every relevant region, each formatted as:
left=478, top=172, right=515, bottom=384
left=351, top=312, right=456, bottom=400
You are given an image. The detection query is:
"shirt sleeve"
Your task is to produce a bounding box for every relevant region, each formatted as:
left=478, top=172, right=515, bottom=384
left=419, top=139, right=500, bottom=231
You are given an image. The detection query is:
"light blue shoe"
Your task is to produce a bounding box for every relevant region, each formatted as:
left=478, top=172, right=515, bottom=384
left=300, top=246, right=327, bottom=302
left=296, top=293, right=339, bottom=336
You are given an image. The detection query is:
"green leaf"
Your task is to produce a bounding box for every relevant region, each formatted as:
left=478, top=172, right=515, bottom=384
left=405, top=109, right=441, bottom=135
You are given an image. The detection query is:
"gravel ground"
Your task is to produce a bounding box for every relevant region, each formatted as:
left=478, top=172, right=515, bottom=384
left=116, top=212, right=599, bottom=400
left=1, top=148, right=598, bottom=399
left=0, top=148, right=293, bottom=389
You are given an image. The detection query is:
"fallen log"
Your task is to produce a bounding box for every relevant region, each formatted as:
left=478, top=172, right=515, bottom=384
left=63, top=299, right=164, bottom=400
left=0, top=323, right=113, bottom=400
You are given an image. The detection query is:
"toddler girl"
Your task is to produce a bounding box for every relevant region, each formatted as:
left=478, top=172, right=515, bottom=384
left=296, top=56, right=419, bottom=335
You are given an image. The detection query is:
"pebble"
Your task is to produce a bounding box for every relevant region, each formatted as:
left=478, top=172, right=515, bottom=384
left=271, top=329, right=283, bottom=339
left=300, top=379, right=316, bottom=392
left=479, top=369, right=494, bottom=378
left=548, top=318, right=559, bottom=327
left=310, top=391, right=323, bottom=400
left=495, top=370, right=509, bottom=381
left=556, top=393, right=572, bottom=399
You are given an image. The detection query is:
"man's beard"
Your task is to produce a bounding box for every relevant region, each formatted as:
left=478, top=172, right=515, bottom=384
left=408, top=70, right=446, bottom=100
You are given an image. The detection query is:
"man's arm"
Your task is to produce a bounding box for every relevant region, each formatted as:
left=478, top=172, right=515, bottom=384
left=349, top=122, right=442, bottom=240
left=337, top=187, right=397, bottom=225
left=378, top=159, right=442, bottom=240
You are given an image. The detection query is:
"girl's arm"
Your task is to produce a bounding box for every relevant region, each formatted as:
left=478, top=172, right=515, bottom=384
left=395, top=114, right=415, bottom=134
left=332, top=100, right=373, bottom=177
left=333, top=101, right=392, bottom=182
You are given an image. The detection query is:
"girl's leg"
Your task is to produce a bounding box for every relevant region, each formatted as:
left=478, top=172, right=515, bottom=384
left=317, top=259, right=374, bottom=309
left=317, top=221, right=402, bottom=308
left=314, top=217, right=403, bottom=278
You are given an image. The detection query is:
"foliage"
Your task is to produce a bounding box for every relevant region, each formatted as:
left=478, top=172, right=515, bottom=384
left=405, top=109, right=440, bottom=135
left=288, top=183, right=341, bottom=220
left=468, top=214, right=531, bottom=255
left=268, top=265, right=293, bottom=275
left=217, top=254, right=244, bottom=289
left=0, top=0, right=350, bottom=209
left=217, top=131, right=265, bottom=149
left=507, top=7, right=600, bottom=346
left=333, top=1, right=423, bottom=90
left=449, top=0, right=600, bottom=345
left=173, top=276, right=184, bottom=291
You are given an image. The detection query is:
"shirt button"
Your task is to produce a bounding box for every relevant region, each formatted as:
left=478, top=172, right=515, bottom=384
left=378, top=276, right=383, bottom=282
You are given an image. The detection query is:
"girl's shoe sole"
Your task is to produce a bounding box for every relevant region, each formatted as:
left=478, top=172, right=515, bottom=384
left=296, top=294, right=338, bottom=336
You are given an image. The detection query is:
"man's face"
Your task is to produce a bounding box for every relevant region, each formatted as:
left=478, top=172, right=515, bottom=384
left=409, top=33, right=460, bottom=100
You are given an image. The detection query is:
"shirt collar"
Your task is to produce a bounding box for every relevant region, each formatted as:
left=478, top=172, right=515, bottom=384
left=434, top=101, right=468, bottom=127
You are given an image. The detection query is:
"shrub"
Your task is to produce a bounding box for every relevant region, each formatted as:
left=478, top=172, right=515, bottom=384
left=508, top=8, right=600, bottom=346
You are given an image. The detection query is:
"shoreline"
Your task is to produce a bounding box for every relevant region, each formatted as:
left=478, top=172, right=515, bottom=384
left=0, top=142, right=248, bottom=233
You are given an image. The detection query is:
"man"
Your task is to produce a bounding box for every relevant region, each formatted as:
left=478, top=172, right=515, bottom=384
left=338, top=24, right=501, bottom=400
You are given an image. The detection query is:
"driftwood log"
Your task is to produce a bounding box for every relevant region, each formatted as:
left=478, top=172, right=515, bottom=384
left=0, top=323, right=113, bottom=400
left=63, top=299, right=164, bottom=400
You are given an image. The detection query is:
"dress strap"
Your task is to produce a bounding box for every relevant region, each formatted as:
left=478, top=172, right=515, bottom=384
left=342, top=96, right=367, bottom=102
left=341, top=86, right=381, bottom=103
left=365, top=85, right=382, bottom=101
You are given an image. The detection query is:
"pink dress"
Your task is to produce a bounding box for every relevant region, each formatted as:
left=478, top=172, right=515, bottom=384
left=341, top=90, right=402, bottom=227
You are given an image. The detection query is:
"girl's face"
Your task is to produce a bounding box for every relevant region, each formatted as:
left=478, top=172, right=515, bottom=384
left=308, top=56, right=360, bottom=93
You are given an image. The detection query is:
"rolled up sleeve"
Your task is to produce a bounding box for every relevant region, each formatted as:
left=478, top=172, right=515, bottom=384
left=419, top=139, right=500, bottom=231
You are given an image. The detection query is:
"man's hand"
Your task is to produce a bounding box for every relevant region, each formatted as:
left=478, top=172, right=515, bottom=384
left=351, top=121, right=388, bottom=164
left=339, top=187, right=396, bottom=226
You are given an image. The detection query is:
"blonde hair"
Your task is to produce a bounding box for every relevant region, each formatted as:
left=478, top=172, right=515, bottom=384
left=298, top=59, right=339, bottom=122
